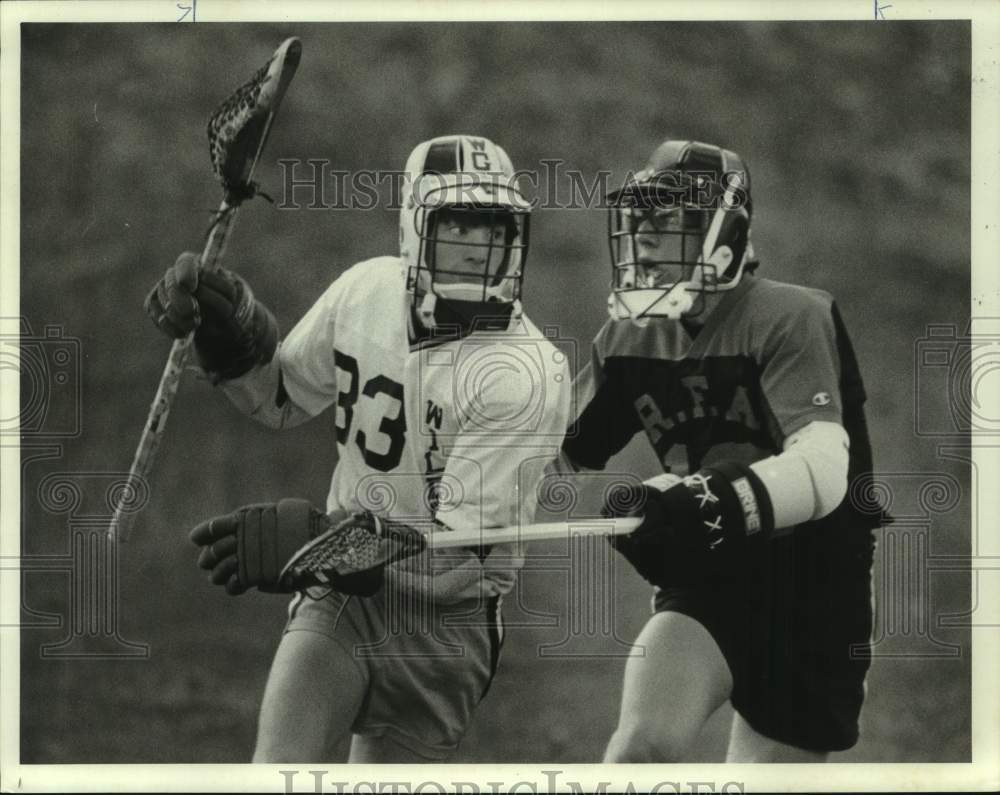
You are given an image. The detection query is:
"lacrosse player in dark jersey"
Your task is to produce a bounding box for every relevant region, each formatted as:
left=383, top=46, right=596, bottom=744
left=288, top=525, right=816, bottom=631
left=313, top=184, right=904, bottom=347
left=556, top=140, right=882, bottom=761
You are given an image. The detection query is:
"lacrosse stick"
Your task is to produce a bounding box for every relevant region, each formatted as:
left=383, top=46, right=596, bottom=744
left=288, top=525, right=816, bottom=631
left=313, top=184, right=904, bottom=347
left=108, top=37, right=302, bottom=543
left=279, top=474, right=684, bottom=590
left=280, top=513, right=643, bottom=591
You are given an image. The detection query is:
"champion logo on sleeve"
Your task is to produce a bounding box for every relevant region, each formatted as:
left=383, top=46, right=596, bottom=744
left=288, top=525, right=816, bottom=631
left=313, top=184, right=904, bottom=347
left=812, top=392, right=831, bottom=406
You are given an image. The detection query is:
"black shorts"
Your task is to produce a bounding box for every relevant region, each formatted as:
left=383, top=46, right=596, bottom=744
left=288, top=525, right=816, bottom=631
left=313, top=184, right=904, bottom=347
left=652, top=525, right=876, bottom=752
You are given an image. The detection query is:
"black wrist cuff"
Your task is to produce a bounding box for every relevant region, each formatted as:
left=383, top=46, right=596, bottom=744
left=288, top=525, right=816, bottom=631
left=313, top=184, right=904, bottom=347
left=698, top=461, right=775, bottom=552
left=196, top=300, right=279, bottom=383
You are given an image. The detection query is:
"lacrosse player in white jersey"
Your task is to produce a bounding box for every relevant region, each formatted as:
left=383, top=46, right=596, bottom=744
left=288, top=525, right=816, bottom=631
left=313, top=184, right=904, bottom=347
left=146, top=135, right=570, bottom=762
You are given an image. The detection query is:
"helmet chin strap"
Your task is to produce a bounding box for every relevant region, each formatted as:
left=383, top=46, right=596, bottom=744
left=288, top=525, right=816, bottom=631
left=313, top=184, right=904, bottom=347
left=416, top=288, right=521, bottom=331
left=651, top=248, right=733, bottom=320
left=607, top=286, right=690, bottom=326
left=609, top=256, right=730, bottom=325
left=434, top=281, right=510, bottom=304
left=660, top=283, right=694, bottom=319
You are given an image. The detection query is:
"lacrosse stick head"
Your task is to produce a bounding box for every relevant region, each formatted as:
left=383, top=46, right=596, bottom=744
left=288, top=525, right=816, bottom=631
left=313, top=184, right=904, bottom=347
left=207, top=36, right=302, bottom=205
left=279, top=512, right=427, bottom=593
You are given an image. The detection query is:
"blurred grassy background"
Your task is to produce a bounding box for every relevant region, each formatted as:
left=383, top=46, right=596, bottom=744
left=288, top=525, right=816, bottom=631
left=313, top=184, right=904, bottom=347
left=18, top=22, right=970, bottom=763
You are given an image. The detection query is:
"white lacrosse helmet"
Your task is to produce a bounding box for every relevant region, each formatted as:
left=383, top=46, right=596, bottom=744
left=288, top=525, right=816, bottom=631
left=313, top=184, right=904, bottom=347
left=606, top=140, right=755, bottom=325
left=399, top=135, right=532, bottom=330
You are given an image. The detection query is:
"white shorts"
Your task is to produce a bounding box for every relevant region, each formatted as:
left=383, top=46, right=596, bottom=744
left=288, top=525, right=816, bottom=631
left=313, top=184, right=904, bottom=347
left=284, top=585, right=504, bottom=758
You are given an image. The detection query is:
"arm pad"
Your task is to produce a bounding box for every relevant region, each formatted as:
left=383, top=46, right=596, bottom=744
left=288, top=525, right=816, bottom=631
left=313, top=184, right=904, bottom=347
left=749, top=420, right=849, bottom=527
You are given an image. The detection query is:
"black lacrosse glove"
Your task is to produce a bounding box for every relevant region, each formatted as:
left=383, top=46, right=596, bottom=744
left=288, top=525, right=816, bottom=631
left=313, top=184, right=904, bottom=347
left=145, top=251, right=279, bottom=382
left=189, top=499, right=328, bottom=595
left=603, top=464, right=776, bottom=589
left=189, top=501, right=388, bottom=597
left=602, top=483, right=709, bottom=588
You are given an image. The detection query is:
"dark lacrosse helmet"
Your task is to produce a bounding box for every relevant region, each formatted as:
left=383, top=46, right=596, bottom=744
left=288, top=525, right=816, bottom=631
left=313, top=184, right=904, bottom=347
left=606, top=140, right=754, bottom=324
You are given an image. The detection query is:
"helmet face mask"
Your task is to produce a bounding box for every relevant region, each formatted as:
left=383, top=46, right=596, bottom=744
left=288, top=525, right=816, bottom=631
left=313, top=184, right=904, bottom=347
left=606, top=140, right=752, bottom=325
left=421, top=206, right=526, bottom=303
left=400, top=136, right=531, bottom=331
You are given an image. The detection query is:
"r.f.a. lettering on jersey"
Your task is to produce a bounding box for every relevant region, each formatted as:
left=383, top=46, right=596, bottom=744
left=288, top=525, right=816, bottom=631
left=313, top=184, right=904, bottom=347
left=635, top=374, right=761, bottom=443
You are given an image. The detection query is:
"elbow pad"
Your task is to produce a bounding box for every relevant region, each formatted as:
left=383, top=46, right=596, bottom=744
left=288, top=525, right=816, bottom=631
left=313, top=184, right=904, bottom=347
left=750, top=421, right=849, bottom=527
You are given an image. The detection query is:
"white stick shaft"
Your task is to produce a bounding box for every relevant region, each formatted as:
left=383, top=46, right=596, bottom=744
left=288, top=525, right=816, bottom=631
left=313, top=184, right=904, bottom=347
left=107, top=203, right=237, bottom=543
left=423, top=517, right=642, bottom=550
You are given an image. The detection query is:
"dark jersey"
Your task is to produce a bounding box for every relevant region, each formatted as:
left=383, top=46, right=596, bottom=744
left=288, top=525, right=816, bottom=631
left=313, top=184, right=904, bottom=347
left=562, top=274, right=882, bottom=540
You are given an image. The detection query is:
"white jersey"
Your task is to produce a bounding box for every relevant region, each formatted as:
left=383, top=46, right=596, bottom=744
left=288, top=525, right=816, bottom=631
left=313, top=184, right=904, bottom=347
left=267, top=256, right=570, bottom=601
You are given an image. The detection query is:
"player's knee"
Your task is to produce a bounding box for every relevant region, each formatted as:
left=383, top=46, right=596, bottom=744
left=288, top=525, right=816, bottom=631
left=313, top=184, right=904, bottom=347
left=604, top=721, right=693, bottom=763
